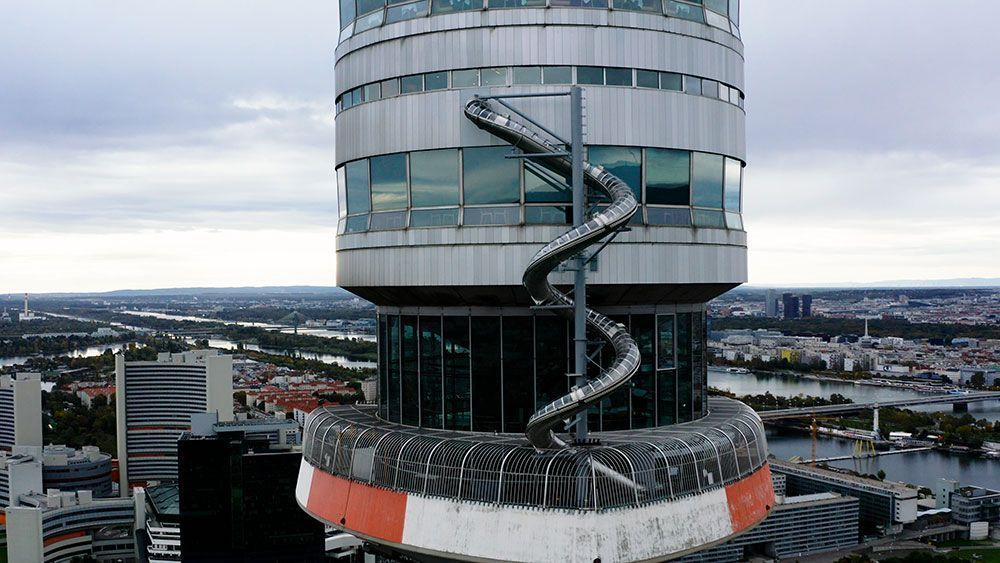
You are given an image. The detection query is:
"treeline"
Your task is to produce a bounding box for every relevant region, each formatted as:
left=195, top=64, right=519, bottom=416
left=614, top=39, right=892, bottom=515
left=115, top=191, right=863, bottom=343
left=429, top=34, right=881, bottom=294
left=222, top=327, right=377, bottom=362
left=215, top=305, right=374, bottom=323
left=0, top=316, right=107, bottom=337
left=710, top=317, right=1000, bottom=341
left=0, top=333, right=138, bottom=358
left=709, top=388, right=853, bottom=411
left=710, top=353, right=839, bottom=375
left=240, top=350, right=375, bottom=380
left=844, top=408, right=1000, bottom=449
left=43, top=390, right=117, bottom=456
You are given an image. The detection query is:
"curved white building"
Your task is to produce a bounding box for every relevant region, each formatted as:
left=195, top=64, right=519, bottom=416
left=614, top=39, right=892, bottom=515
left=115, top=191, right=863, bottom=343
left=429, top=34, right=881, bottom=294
left=299, top=0, right=773, bottom=560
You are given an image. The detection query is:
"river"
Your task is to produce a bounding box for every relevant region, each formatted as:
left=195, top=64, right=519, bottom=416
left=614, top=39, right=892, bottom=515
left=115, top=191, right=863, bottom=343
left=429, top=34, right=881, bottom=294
left=121, top=311, right=376, bottom=342
left=190, top=338, right=377, bottom=370
left=0, top=343, right=141, bottom=368
left=708, top=369, right=998, bottom=490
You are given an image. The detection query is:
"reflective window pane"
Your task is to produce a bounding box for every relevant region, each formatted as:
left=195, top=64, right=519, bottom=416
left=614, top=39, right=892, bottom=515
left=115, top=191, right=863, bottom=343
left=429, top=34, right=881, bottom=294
left=337, top=166, right=348, bottom=219
left=724, top=157, right=741, bottom=211
left=380, top=78, right=400, bottom=97
left=705, top=7, right=728, bottom=29
left=702, top=79, right=719, bottom=99
left=345, top=159, right=371, bottom=214
left=462, top=147, right=519, bottom=204
left=656, top=314, right=675, bottom=369
left=344, top=214, right=369, bottom=233
left=387, top=316, right=401, bottom=421
left=646, top=148, right=690, bottom=205
left=588, top=146, right=641, bottom=200
left=491, top=0, right=545, bottom=7
left=525, top=205, right=571, bottom=225
left=605, top=67, right=633, bottom=86
left=691, top=152, right=723, bottom=208
left=400, top=316, right=419, bottom=425
left=549, top=0, right=608, bottom=7
left=370, top=210, right=408, bottom=230
left=666, top=0, right=704, bottom=22
left=410, top=149, right=460, bottom=207
left=535, top=316, right=568, bottom=409
left=525, top=165, right=571, bottom=203
left=693, top=209, right=725, bottom=228
left=660, top=72, right=683, bottom=91
left=612, top=0, right=659, bottom=13
left=463, top=206, right=520, bottom=226
left=647, top=207, right=691, bottom=226
left=729, top=86, right=741, bottom=105
left=512, top=66, right=542, bottom=85
left=424, top=71, right=448, bottom=91
left=431, top=0, right=484, bottom=13
left=481, top=67, right=508, bottom=86
left=630, top=315, right=655, bottom=429
left=411, top=208, right=459, bottom=227
left=452, top=69, right=480, bottom=87
left=729, top=0, right=739, bottom=26
left=363, top=83, right=380, bottom=102
left=370, top=153, right=408, bottom=210
left=705, top=0, right=727, bottom=15
left=725, top=211, right=743, bottom=230
left=443, top=316, right=471, bottom=431
left=354, top=9, right=385, bottom=32
left=636, top=69, right=659, bottom=88
left=357, top=0, right=383, bottom=16
left=577, top=66, right=604, bottom=85
left=385, top=0, right=428, bottom=22
left=543, top=66, right=572, bottom=84
left=502, top=316, right=534, bottom=432
left=683, top=75, right=702, bottom=95
left=470, top=316, right=502, bottom=432
left=400, top=74, right=423, bottom=94
left=340, top=0, right=357, bottom=29
left=419, top=316, right=443, bottom=428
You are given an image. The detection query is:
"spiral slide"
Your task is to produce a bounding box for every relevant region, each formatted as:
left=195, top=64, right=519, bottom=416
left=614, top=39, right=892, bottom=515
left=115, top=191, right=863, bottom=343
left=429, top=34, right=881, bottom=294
left=464, top=97, right=642, bottom=450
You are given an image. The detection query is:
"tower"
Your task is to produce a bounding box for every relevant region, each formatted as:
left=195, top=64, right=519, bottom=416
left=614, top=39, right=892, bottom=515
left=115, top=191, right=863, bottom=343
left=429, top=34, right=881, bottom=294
left=297, top=1, right=773, bottom=560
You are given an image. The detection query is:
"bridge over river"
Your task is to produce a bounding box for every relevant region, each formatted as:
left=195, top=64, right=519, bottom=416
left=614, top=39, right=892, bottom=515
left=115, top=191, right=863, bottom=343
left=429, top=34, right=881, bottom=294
left=757, top=391, right=1000, bottom=420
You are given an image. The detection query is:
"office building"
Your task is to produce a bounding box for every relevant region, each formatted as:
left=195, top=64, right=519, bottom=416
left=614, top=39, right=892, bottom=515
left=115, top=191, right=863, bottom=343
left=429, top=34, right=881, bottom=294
left=177, top=419, right=324, bottom=562
left=5, top=489, right=135, bottom=563
left=765, top=289, right=778, bottom=318
left=0, top=373, right=43, bottom=450
left=136, top=484, right=182, bottom=563
left=772, top=460, right=917, bottom=534
left=782, top=293, right=800, bottom=320
left=0, top=445, right=113, bottom=502
left=801, top=293, right=813, bottom=317
left=297, top=0, right=775, bottom=560
left=680, top=492, right=859, bottom=562
left=940, top=482, right=1000, bottom=525
left=115, top=351, right=234, bottom=494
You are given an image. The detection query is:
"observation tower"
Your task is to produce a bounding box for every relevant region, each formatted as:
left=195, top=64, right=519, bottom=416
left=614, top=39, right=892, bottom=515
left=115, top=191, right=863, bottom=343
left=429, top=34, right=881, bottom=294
left=296, top=0, right=774, bottom=560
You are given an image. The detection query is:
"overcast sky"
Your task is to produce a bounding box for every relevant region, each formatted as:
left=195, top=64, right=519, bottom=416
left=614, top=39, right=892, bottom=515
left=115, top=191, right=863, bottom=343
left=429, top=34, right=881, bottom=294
left=1, top=1, right=998, bottom=293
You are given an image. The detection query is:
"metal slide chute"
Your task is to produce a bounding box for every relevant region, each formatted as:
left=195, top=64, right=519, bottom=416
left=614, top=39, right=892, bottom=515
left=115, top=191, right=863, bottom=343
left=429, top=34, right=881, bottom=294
left=463, top=97, right=642, bottom=450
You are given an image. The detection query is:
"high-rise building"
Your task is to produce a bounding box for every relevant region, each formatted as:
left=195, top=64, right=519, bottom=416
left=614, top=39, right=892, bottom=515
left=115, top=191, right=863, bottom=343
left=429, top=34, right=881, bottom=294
left=298, top=1, right=773, bottom=561
left=0, top=373, right=42, bottom=450
left=765, top=289, right=778, bottom=317
left=801, top=294, right=813, bottom=317
left=782, top=293, right=800, bottom=320
left=177, top=421, right=325, bottom=562
left=115, top=351, right=234, bottom=494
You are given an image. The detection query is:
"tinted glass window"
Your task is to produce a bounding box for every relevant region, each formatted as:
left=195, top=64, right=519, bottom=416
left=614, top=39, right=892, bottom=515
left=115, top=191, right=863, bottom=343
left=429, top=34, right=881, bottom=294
left=369, top=211, right=407, bottom=230
left=357, top=0, right=383, bottom=15
left=612, top=0, right=659, bottom=12
left=702, top=79, right=719, bottom=99
left=411, top=149, right=459, bottom=207
left=385, top=0, right=427, bottom=22
left=635, top=70, right=659, bottom=88
left=502, top=316, right=534, bottom=432
left=410, top=208, right=459, bottom=227
left=443, top=316, right=471, bottom=431
left=354, top=9, right=385, bottom=31
left=387, top=316, right=401, bottom=421
left=666, top=0, right=704, bottom=22
left=463, top=147, right=520, bottom=204
left=431, top=0, right=484, bottom=13
left=725, top=211, right=743, bottom=230
left=646, top=148, right=689, bottom=205
left=691, top=152, right=723, bottom=208
left=543, top=66, right=572, bottom=84
left=340, top=0, right=357, bottom=28
left=724, top=157, right=741, bottom=211
left=577, top=66, right=604, bottom=85
left=631, top=315, right=655, bottom=429
left=370, top=153, right=408, bottom=210
left=525, top=165, right=571, bottom=203
left=424, top=71, right=448, bottom=90
left=452, top=69, right=480, bottom=87
left=491, top=0, right=545, bottom=7
left=363, top=83, right=380, bottom=102
left=588, top=146, right=641, bottom=200
left=419, top=316, right=443, bottom=428
left=463, top=206, right=520, bottom=225
left=683, top=75, right=702, bottom=95
left=380, top=78, right=399, bottom=97
left=525, top=205, right=572, bottom=225
left=656, top=314, right=675, bottom=369
left=705, top=0, right=727, bottom=15
left=344, top=215, right=369, bottom=232
left=345, top=160, right=371, bottom=214
left=549, top=0, right=608, bottom=7
left=513, top=66, right=542, bottom=84
left=481, top=67, right=508, bottom=86
left=660, top=72, right=682, bottom=91
left=604, top=67, right=633, bottom=86
left=401, top=315, right=419, bottom=425
left=400, top=74, right=423, bottom=94
left=535, top=316, right=567, bottom=409
left=693, top=209, right=725, bottom=228
left=647, top=207, right=690, bottom=226
left=470, top=316, right=502, bottom=432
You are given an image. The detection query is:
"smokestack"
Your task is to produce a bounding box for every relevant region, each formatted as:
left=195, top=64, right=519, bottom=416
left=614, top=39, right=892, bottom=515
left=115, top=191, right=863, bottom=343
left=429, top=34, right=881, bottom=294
left=24, top=293, right=28, bottom=315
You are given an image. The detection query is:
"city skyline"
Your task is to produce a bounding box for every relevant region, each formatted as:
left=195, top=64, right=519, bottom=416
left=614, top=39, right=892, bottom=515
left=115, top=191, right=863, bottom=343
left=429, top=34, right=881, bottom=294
left=2, top=0, right=1000, bottom=293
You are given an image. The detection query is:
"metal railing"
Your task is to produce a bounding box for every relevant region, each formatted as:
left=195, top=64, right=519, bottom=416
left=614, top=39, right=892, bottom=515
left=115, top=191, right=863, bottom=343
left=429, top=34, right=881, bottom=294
left=302, top=398, right=768, bottom=511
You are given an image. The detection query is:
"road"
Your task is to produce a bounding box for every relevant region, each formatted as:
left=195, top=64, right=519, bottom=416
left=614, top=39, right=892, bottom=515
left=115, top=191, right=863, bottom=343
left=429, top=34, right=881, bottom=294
left=757, top=391, right=1000, bottom=420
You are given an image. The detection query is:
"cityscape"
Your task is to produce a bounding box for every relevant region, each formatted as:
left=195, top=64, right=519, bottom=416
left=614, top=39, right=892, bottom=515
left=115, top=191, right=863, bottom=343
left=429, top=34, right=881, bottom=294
left=2, top=1, right=999, bottom=563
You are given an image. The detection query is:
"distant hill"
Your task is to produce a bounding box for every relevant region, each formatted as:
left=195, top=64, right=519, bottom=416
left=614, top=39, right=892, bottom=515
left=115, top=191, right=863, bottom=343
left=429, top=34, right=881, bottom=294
left=744, top=278, right=1000, bottom=289
left=23, top=286, right=353, bottom=298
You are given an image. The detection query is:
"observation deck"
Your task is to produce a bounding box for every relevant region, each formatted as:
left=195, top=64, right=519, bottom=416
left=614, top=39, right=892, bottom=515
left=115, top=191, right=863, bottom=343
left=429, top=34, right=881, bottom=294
left=296, top=398, right=774, bottom=561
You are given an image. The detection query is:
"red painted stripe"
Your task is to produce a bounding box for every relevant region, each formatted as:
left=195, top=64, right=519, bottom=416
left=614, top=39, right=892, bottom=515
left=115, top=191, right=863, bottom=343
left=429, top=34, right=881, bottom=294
left=724, top=463, right=775, bottom=533
left=44, top=530, right=87, bottom=547
left=307, top=470, right=407, bottom=543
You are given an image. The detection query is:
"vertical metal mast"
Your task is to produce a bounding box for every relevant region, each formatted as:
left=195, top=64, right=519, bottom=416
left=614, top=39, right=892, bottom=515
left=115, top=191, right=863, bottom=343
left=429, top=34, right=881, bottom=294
left=570, top=86, right=588, bottom=442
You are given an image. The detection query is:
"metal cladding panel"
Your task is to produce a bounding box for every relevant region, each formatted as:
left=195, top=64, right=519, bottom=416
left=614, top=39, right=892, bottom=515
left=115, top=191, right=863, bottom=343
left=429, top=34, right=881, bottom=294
left=336, top=22, right=743, bottom=96
left=335, top=88, right=744, bottom=164
left=336, top=9, right=743, bottom=66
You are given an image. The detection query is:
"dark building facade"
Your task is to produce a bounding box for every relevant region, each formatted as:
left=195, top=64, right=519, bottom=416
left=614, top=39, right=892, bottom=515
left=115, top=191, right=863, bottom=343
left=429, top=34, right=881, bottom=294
left=782, top=293, right=800, bottom=320
left=178, top=430, right=325, bottom=562
left=801, top=294, right=813, bottom=317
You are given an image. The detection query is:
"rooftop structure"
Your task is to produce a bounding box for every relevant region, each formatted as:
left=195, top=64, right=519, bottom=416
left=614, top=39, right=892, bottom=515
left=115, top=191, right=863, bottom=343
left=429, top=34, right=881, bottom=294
left=0, top=445, right=113, bottom=500
left=136, top=484, right=182, bottom=563
left=297, top=0, right=773, bottom=560
left=115, top=350, right=234, bottom=494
